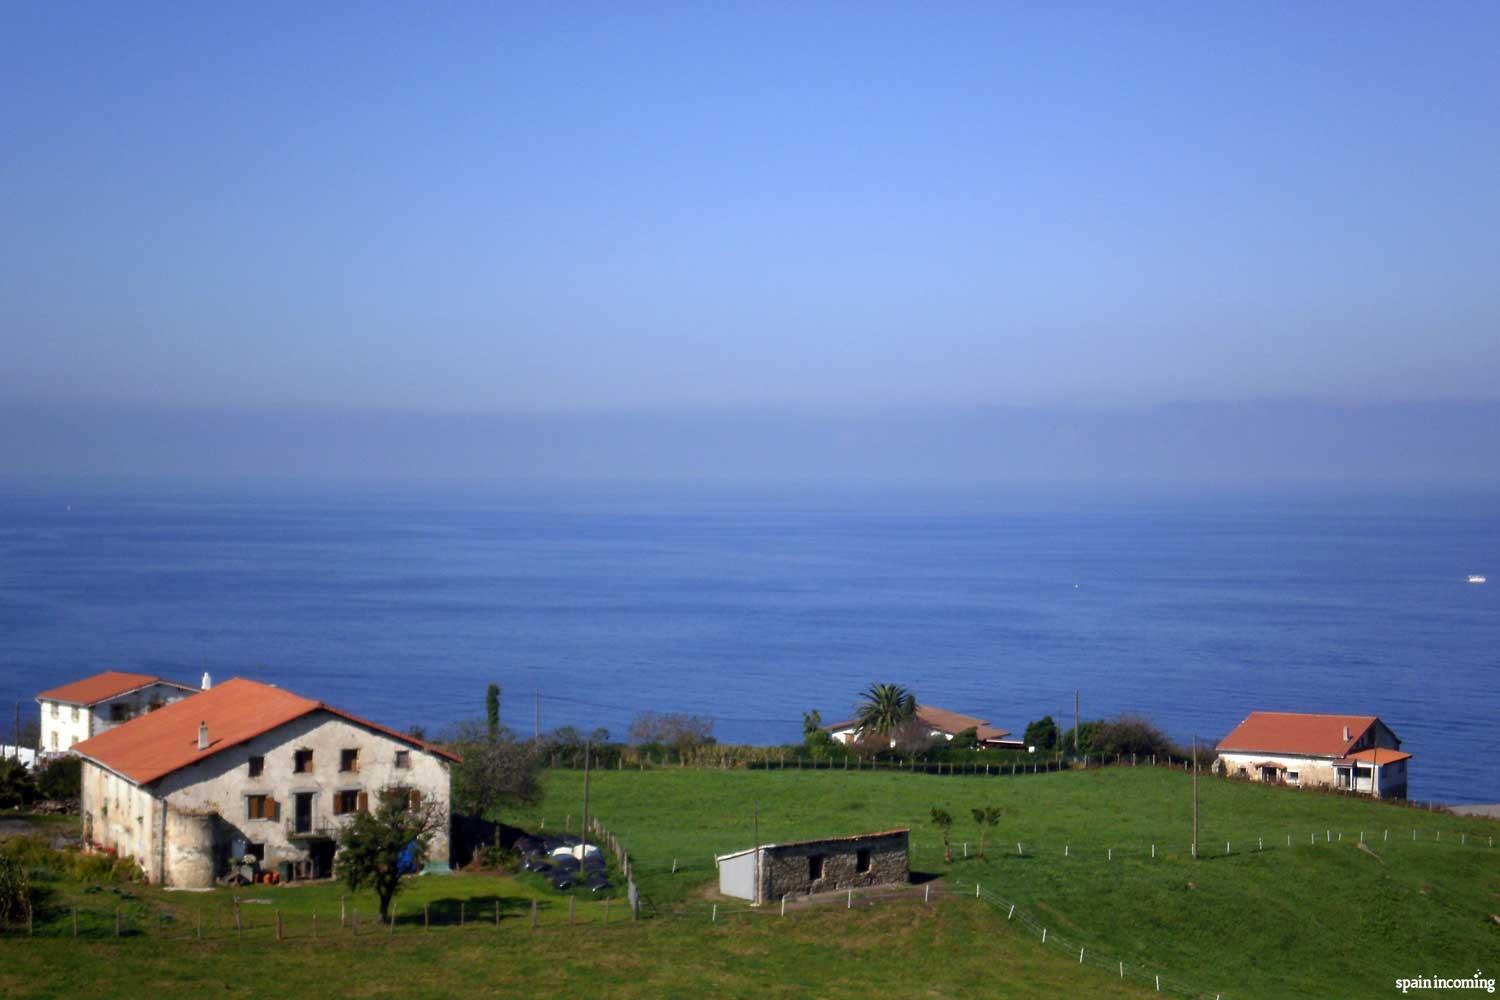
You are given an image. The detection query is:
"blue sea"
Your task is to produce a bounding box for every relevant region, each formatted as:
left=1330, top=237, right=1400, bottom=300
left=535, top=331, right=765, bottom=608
left=1, top=483, right=1496, bottom=803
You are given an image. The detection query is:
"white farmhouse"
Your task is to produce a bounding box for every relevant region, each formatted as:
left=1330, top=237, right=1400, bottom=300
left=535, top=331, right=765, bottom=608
left=825, top=704, right=1021, bottom=749
left=37, top=671, right=201, bottom=754
left=72, top=677, right=458, bottom=887
left=1214, top=711, right=1409, bottom=799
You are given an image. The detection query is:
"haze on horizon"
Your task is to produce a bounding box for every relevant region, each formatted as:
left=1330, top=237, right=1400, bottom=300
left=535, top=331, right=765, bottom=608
left=2, top=4, right=1497, bottom=486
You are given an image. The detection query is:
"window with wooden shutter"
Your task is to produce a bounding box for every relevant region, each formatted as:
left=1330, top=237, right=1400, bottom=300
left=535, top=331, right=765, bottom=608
left=356, top=791, right=369, bottom=813
left=408, top=788, right=422, bottom=810
left=269, top=797, right=280, bottom=822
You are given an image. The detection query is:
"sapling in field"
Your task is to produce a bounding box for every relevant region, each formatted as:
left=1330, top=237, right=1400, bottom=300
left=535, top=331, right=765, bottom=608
left=931, top=807, right=954, bottom=863
left=970, top=806, right=1003, bottom=859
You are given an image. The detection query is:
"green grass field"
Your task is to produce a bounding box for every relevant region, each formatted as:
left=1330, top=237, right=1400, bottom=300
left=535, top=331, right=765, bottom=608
left=2, top=766, right=1497, bottom=999
left=511, top=764, right=1500, bottom=999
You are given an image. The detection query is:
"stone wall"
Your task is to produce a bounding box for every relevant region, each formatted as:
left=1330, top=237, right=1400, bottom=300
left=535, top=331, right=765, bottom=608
left=759, top=830, right=908, bottom=902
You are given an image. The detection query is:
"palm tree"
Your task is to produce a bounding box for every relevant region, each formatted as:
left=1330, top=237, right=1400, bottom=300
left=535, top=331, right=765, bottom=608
left=855, top=683, right=917, bottom=741
left=970, top=805, right=1003, bottom=859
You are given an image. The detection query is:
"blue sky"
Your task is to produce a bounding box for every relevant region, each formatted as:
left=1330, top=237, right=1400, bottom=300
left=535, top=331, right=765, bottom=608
left=2, top=3, right=1497, bottom=481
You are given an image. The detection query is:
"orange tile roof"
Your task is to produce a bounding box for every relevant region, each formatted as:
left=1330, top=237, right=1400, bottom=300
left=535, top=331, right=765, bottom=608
left=1340, top=748, right=1412, bottom=766
left=37, top=671, right=192, bottom=707
left=825, top=705, right=1011, bottom=741
left=915, top=705, right=1011, bottom=742
left=1216, top=711, right=1385, bottom=758
left=72, top=677, right=458, bottom=785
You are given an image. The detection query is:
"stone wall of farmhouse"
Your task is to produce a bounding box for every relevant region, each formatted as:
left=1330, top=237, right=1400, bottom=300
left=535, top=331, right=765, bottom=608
left=83, top=711, right=452, bottom=887
left=154, top=712, right=452, bottom=883
left=759, top=832, right=908, bottom=902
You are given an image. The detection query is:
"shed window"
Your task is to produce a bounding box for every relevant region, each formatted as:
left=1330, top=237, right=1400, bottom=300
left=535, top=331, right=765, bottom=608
left=1286, top=771, right=1299, bottom=782
left=51, top=703, right=59, bottom=719
left=110, top=704, right=134, bottom=723
left=246, top=795, right=277, bottom=821
left=293, top=749, right=314, bottom=773
left=333, top=790, right=361, bottom=815
left=340, top=749, right=359, bottom=773
left=808, top=854, right=825, bottom=880
left=71, top=706, right=80, bottom=722
left=248, top=755, right=264, bottom=778
left=856, top=848, right=872, bottom=873
left=395, top=750, right=411, bottom=769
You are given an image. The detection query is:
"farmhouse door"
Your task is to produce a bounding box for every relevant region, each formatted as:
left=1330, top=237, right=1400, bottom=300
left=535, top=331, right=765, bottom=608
left=294, top=792, right=314, bottom=834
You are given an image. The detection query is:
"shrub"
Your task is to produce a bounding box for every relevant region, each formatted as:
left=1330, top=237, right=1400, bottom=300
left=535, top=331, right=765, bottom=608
left=0, top=855, right=30, bottom=926
left=35, top=756, right=81, bottom=801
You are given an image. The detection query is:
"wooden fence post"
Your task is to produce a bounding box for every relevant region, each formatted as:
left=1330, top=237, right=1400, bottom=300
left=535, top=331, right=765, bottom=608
left=568, top=896, right=575, bottom=926
left=312, top=912, right=317, bottom=938
left=424, top=904, right=430, bottom=931
left=530, top=899, right=538, bottom=929
left=72, top=908, right=78, bottom=937
left=340, top=895, right=346, bottom=928
left=495, top=900, right=500, bottom=927
left=116, top=906, right=122, bottom=937
left=389, top=906, right=396, bottom=936
left=275, top=909, right=282, bottom=941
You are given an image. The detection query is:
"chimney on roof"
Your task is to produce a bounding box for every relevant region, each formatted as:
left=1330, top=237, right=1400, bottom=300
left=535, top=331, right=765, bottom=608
left=197, top=721, right=209, bottom=751
left=1342, top=725, right=1351, bottom=741
left=201, top=672, right=212, bottom=690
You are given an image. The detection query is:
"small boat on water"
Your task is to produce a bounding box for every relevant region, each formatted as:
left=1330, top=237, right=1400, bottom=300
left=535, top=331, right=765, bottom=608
left=1469, top=574, right=1487, bottom=584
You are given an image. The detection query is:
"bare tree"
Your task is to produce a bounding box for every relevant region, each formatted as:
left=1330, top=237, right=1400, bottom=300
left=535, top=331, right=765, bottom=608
left=628, top=712, right=714, bottom=756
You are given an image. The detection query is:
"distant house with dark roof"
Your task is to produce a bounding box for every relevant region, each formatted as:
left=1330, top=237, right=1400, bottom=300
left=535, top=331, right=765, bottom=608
left=37, top=670, right=201, bottom=754
left=72, top=677, right=459, bottom=887
left=825, top=704, right=1021, bottom=749
left=1214, top=711, right=1409, bottom=799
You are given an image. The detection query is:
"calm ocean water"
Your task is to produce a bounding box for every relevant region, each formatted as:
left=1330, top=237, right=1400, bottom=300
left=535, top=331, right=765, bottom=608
left=1, top=484, right=1495, bottom=803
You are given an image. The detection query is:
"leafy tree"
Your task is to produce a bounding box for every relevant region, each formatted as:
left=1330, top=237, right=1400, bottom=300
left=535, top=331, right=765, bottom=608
left=931, top=807, right=954, bottom=863
left=801, top=709, right=823, bottom=738
left=336, top=787, right=445, bottom=923
left=445, top=720, right=543, bottom=819
left=0, top=759, right=36, bottom=810
left=951, top=726, right=980, bottom=751
left=970, top=805, right=1002, bottom=859
left=485, top=684, right=501, bottom=743
left=35, top=755, right=80, bottom=800
left=803, top=709, right=836, bottom=755
left=854, top=683, right=917, bottom=740
left=1022, top=715, right=1059, bottom=751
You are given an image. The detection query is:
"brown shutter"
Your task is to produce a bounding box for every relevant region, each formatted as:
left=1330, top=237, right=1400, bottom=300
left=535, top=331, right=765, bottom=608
left=269, top=798, right=280, bottom=822
left=409, top=789, right=422, bottom=809
left=357, top=791, right=369, bottom=813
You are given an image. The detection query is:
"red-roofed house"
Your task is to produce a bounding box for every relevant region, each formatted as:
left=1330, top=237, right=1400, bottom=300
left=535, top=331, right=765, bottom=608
left=37, top=671, right=202, bottom=754
left=1214, top=711, right=1409, bottom=799
left=72, top=677, right=458, bottom=887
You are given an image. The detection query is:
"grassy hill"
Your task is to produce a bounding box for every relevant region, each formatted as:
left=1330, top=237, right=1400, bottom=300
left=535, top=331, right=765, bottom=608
left=510, top=764, right=1500, bottom=999
left=2, top=765, right=1496, bottom=999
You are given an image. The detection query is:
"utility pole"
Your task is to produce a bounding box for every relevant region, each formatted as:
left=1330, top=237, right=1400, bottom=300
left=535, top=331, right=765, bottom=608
left=534, top=689, right=541, bottom=743
left=12, top=703, right=18, bottom=760
left=752, top=803, right=761, bottom=907
left=580, top=741, right=591, bottom=858
left=1073, top=690, right=1080, bottom=756
left=1192, top=733, right=1199, bottom=859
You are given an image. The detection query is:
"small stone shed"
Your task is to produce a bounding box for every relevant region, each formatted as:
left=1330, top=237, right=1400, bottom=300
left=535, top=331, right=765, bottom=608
left=715, top=829, right=909, bottom=904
